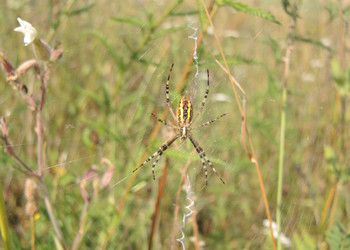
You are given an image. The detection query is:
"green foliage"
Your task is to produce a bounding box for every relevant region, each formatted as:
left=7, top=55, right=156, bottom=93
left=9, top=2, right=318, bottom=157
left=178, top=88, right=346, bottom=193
left=218, top=0, right=281, bottom=24
left=111, top=16, right=149, bottom=28
left=326, top=223, right=350, bottom=250
left=293, top=35, right=333, bottom=52
left=324, top=145, right=338, bottom=172
left=85, top=30, right=125, bottom=70
left=197, top=0, right=206, bottom=30
left=325, top=2, right=350, bottom=23
left=0, top=0, right=349, bottom=249
left=331, top=59, right=350, bottom=97
left=282, top=0, right=295, bottom=17
left=293, top=229, right=317, bottom=250
left=0, top=181, right=11, bottom=250
left=263, top=37, right=283, bottom=62
left=324, top=144, right=350, bottom=184
left=65, top=3, right=96, bottom=16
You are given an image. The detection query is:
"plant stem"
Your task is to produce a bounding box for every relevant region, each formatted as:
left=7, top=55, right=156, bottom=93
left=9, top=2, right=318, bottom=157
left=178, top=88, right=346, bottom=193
left=277, top=11, right=296, bottom=249
left=71, top=201, right=89, bottom=250
left=0, top=180, right=12, bottom=250
left=148, top=159, right=169, bottom=250
left=36, top=113, right=44, bottom=176
left=38, top=180, right=65, bottom=248
left=276, top=73, right=287, bottom=250
left=30, top=216, right=35, bottom=250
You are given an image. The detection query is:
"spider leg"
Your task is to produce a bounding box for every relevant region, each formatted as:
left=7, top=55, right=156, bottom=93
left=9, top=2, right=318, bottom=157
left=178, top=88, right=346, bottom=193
left=133, top=134, right=179, bottom=179
left=191, top=69, right=210, bottom=124
left=151, top=113, right=177, bottom=129
left=188, top=134, right=225, bottom=186
left=166, top=63, right=178, bottom=122
left=191, top=113, right=227, bottom=130
left=152, top=154, right=162, bottom=180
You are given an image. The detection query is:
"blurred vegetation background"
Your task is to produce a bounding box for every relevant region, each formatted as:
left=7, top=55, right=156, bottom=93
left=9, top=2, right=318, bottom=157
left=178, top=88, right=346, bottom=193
left=0, top=0, right=349, bottom=249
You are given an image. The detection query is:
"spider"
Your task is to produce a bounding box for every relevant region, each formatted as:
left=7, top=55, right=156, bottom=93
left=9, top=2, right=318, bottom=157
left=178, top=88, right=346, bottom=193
left=133, top=64, right=226, bottom=186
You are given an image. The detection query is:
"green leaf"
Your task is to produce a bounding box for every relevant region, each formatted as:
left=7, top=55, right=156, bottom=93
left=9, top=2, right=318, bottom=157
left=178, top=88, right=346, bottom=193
left=82, top=118, right=127, bottom=151
left=331, top=60, right=350, bottom=96
left=266, top=68, right=279, bottom=98
left=225, top=55, right=260, bottom=65
left=325, top=3, right=350, bottom=23
left=293, top=229, right=316, bottom=250
left=65, top=3, right=95, bottom=16
left=101, top=82, right=111, bottom=114
left=206, top=55, right=260, bottom=68
left=111, top=16, right=149, bottom=29
left=171, top=10, right=198, bottom=16
left=82, top=127, right=94, bottom=148
left=85, top=30, right=125, bottom=71
left=73, top=84, right=103, bottom=106
left=331, top=59, right=345, bottom=87
left=324, top=145, right=339, bottom=177
left=219, top=0, right=281, bottom=24
left=282, top=0, right=293, bottom=17
left=325, top=3, right=339, bottom=23
left=197, top=0, right=206, bottom=30
left=326, top=223, right=350, bottom=250
left=263, top=37, right=283, bottom=62
left=324, top=145, right=336, bottom=163
left=150, top=24, right=186, bottom=40
left=293, top=35, right=333, bottom=52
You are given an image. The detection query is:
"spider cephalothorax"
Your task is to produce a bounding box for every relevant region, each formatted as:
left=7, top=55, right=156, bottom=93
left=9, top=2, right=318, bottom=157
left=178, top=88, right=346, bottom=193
left=133, top=64, right=226, bottom=186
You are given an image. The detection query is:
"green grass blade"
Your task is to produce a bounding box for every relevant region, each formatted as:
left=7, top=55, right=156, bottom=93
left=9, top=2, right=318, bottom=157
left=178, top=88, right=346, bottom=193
left=0, top=181, right=12, bottom=250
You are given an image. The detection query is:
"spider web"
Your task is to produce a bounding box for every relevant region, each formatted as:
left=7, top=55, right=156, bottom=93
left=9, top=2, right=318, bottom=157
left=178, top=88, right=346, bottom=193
left=0, top=1, right=341, bottom=249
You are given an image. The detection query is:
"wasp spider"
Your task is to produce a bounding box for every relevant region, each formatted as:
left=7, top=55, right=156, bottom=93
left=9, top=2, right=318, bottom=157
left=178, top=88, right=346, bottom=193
left=133, top=64, right=226, bottom=186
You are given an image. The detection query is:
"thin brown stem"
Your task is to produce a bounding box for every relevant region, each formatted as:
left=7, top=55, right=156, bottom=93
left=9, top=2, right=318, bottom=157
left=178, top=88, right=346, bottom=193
left=71, top=201, right=89, bottom=250
left=328, top=183, right=339, bottom=229
left=0, top=135, right=36, bottom=174
left=36, top=113, right=44, bottom=177
left=38, top=179, right=65, bottom=248
left=321, top=182, right=337, bottom=227
left=148, top=159, right=169, bottom=250
left=37, top=69, right=48, bottom=176
left=30, top=216, right=35, bottom=250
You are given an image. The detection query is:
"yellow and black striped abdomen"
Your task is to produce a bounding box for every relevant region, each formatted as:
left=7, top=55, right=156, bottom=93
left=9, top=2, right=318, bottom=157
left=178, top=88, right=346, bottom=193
left=176, top=96, right=193, bottom=126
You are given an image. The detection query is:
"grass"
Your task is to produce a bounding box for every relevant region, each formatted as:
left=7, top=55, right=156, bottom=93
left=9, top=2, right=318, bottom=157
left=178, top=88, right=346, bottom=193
left=0, top=0, right=350, bottom=249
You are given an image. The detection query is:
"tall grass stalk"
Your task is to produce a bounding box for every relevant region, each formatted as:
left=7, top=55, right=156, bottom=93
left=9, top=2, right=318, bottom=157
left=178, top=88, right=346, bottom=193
left=0, top=181, right=11, bottom=250
left=277, top=5, right=297, bottom=249
left=148, top=159, right=169, bottom=250
left=276, top=73, right=287, bottom=250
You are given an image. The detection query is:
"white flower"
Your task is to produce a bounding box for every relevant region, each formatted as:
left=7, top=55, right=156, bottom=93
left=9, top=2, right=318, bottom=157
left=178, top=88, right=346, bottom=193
left=263, top=219, right=291, bottom=248
left=14, top=17, right=37, bottom=46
